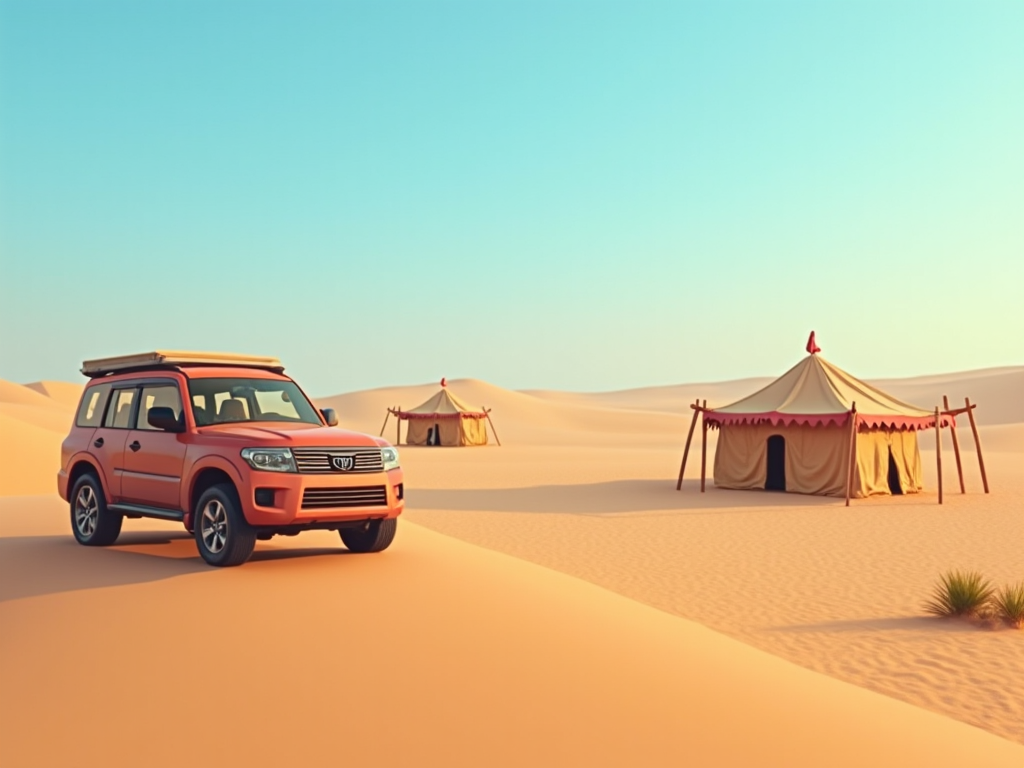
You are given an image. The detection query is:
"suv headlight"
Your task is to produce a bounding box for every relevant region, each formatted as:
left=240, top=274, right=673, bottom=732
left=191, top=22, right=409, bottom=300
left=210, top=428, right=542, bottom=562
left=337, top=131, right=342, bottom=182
left=382, top=446, right=400, bottom=471
left=241, top=447, right=297, bottom=473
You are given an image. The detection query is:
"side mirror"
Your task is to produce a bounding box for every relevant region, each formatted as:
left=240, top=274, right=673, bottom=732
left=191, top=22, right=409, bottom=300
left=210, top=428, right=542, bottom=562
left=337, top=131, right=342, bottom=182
left=148, top=407, right=184, bottom=432
left=321, top=408, right=338, bottom=427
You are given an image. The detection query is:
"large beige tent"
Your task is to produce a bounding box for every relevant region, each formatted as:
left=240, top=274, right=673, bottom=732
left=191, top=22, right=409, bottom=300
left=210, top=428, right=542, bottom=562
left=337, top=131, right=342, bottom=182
left=675, top=333, right=988, bottom=503
left=381, top=380, right=500, bottom=447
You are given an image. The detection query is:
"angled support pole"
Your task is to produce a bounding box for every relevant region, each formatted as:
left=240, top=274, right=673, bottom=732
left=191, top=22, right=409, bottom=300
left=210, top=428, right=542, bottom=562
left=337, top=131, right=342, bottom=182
left=965, top=397, right=989, bottom=493
left=484, top=408, right=502, bottom=446
left=700, top=400, right=708, bottom=493
left=845, top=403, right=858, bottom=507
left=379, top=408, right=392, bottom=437
left=943, top=395, right=965, bottom=494
left=935, top=406, right=943, bottom=505
left=676, top=399, right=701, bottom=491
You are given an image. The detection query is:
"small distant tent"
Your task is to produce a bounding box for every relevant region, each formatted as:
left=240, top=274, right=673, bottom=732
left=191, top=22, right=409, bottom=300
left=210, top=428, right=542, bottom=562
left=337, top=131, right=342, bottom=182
left=675, top=333, right=989, bottom=504
left=381, top=379, right=500, bottom=447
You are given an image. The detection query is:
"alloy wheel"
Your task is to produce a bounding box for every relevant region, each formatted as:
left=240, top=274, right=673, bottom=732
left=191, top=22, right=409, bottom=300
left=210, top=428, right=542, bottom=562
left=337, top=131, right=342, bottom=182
left=75, top=486, right=99, bottom=538
left=200, top=500, right=229, bottom=554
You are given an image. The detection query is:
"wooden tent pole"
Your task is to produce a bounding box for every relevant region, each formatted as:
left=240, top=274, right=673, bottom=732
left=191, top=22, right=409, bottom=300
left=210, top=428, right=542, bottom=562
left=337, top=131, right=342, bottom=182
left=397, top=406, right=402, bottom=446
left=484, top=408, right=502, bottom=446
left=379, top=409, right=391, bottom=437
left=676, top=399, right=701, bottom=491
left=965, top=397, right=989, bottom=493
left=943, top=395, right=965, bottom=494
left=699, top=399, right=708, bottom=493
left=845, top=403, right=858, bottom=507
left=935, top=406, right=943, bottom=505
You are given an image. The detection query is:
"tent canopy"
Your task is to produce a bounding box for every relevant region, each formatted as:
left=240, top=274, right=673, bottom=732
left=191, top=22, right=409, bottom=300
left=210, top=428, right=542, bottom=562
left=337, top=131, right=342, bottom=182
left=705, top=348, right=946, bottom=431
left=398, top=382, right=486, bottom=420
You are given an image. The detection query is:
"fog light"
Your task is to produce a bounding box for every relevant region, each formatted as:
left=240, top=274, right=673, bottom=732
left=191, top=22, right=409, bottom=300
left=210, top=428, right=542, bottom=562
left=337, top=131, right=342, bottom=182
left=255, top=488, right=275, bottom=507
left=394, top=483, right=404, bottom=501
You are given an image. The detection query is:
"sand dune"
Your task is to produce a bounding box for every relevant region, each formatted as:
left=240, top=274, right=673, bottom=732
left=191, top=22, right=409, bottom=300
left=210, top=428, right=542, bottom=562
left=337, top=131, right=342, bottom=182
left=0, top=379, right=70, bottom=410
left=523, top=366, right=1024, bottom=426
left=1, top=366, right=1021, bottom=763
left=319, top=378, right=687, bottom=446
left=0, top=413, right=65, bottom=497
left=2, top=495, right=1022, bottom=768
left=23, top=380, right=87, bottom=410
left=877, top=367, right=1024, bottom=426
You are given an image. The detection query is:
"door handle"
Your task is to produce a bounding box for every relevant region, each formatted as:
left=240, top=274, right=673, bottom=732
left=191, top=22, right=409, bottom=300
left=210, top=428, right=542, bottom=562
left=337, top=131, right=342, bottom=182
left=93, top=437, right=104, bottom=448
left=129, top=441, right=141, bottom=452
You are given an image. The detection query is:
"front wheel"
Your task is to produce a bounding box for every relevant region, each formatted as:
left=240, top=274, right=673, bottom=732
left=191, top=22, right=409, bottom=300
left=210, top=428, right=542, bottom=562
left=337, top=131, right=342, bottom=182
left=70, top=474, right=122, bottom=546
left=194, top=484, right=256, bottom=567
left=340, top=518, right=397, bottom=553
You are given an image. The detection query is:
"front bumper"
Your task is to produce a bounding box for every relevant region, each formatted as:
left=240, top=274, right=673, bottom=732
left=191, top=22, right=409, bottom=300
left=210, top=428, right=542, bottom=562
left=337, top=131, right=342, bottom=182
left=237, top=467, right=405, bottom=527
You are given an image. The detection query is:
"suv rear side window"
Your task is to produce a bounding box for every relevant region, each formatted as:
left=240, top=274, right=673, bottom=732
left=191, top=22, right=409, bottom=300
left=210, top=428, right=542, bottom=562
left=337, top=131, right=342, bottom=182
left=104, top=388, right=137, bottom=429
left=76, top=384, right=112, bottom=427
left=137, top=385, right=183, bottom=431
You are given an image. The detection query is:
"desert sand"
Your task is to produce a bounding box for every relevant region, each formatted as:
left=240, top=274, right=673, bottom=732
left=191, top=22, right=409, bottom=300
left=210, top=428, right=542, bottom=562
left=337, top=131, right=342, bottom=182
left=1, top=367, right=1022, bottom=767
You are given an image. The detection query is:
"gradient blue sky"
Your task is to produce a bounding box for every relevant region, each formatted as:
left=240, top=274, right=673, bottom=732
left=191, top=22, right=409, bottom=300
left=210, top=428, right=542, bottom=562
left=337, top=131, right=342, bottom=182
left=1, top=0, right=1021, bottom=396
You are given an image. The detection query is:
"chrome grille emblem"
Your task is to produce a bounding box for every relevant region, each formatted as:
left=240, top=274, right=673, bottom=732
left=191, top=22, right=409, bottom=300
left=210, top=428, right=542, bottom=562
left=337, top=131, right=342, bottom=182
left=331, top=456, right=355, bottom=471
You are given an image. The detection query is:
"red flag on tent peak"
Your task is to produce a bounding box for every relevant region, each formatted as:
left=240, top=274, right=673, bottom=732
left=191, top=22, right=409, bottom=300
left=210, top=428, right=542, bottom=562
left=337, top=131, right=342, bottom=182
left=806, top=331, right=821, bottom=355
left=440, top=377, right=447, bottom=387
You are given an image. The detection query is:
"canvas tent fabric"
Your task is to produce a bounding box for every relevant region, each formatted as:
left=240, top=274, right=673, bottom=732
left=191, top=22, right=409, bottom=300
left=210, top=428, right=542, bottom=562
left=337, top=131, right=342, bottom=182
left=397, top=385, right=489, bottom=446
left=705, top=353, right=949, bottom=431
left=712, top=423, right=924, bottom=498
left=705, top=348, right=937, bottom=499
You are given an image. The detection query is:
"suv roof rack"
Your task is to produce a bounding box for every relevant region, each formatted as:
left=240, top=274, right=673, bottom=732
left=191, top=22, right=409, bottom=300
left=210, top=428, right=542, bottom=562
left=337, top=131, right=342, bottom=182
left=81, top=350, right=285, bottom=378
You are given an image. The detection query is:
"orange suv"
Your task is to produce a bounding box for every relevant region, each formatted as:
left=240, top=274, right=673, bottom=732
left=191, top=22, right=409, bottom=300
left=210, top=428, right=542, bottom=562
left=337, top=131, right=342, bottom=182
left=57, top=351, right=404, bottom=567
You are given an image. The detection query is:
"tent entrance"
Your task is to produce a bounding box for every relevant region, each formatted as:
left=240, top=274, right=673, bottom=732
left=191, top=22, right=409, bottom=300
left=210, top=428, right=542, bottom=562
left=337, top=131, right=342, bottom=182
left=765, top=435, right=786, bottom=492
left=887, top=449, right=903, bottom=495
left=427, top=424, right=441, bottom=446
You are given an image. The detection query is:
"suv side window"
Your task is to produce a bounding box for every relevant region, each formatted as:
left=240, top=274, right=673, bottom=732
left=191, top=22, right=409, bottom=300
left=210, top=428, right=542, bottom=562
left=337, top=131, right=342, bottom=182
left=104, top=388, right=138, bottom=429
left=137, top=384, right=183, bottom=431
left=76, top=384, right=112, bottom=428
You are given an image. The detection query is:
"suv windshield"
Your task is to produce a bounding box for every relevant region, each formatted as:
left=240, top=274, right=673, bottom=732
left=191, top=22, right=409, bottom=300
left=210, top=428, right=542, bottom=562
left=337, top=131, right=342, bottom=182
left=188, top=378, right=322, bottom=426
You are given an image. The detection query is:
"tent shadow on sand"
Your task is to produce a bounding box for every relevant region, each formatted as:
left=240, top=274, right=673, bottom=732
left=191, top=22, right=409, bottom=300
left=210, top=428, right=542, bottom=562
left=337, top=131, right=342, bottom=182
left=405, top=479, right=928, bottom=517
left=764, top=616, right=983, bottom=635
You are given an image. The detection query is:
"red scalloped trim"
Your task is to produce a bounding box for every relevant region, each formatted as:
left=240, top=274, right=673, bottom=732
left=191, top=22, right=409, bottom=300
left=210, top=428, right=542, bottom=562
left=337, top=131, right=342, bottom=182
left=703, top=411, right=950, bottom=430
left=397, top=412, right=486, bottom=420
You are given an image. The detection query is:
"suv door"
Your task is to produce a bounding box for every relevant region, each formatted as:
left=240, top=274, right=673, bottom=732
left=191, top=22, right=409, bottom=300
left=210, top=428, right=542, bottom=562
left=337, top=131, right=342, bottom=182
left=89, top=385, right=137, bottom=502
left=121, top=382, right=188, bottom=510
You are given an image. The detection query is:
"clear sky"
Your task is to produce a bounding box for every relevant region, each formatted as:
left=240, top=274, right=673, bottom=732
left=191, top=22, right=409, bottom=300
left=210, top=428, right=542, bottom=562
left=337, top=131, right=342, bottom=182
left=1, top=0, right=1022, bottom=396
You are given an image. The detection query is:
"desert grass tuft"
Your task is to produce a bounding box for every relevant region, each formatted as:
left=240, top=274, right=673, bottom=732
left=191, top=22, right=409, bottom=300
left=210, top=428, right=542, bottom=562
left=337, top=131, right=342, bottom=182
left=923, top=570, right=994, bottom=618
left=990, top=582, right=1024, bottom=629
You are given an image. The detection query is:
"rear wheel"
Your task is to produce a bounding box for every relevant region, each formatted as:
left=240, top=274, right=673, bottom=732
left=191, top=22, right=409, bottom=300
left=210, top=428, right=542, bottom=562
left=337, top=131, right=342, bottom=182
left=70, top=474, right=122, bottom=546
left=340, top=518, right=397, bottom=553
left=194, top=484, right=256, bottom=567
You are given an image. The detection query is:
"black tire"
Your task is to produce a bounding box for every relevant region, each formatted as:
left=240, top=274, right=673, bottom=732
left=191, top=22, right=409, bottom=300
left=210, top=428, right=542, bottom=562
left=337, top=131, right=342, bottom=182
left=70, top=473, right=122, bottom=546
left=340, top=518, right=397, bottom=553
left=193, top=484, right=256, bottom=567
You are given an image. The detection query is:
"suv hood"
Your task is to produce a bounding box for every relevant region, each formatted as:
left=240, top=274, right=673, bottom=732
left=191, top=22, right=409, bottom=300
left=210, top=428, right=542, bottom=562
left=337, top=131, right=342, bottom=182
left=196, top=423, right=383, bottom=447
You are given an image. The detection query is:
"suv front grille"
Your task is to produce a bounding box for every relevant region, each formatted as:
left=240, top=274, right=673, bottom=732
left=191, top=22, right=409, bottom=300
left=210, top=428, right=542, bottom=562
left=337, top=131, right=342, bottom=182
left=291, top=447, right=384, bottom=474
left=301, top=486, right=388, bottom=510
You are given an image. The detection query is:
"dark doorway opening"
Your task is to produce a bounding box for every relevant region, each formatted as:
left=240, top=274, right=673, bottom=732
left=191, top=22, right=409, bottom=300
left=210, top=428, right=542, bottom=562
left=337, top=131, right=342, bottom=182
left=427, top=424, right=442, bottom=446
left=887, top=449, right=903, bottom=495
left=765, top=435, right=786, bottom=491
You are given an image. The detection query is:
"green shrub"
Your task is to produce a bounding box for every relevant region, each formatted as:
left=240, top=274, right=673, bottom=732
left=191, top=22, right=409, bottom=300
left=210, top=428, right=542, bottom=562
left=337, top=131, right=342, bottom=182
left=990, top=582, right=1024, bottom=629
left=924, top=570, right=994, bottom=618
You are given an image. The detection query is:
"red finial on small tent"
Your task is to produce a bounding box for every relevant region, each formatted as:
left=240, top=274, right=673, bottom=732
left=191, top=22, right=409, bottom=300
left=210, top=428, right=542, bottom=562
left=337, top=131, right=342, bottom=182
left=440, top=377, right=447, bottom=387
left=806, top=331, right=821, bottom=355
